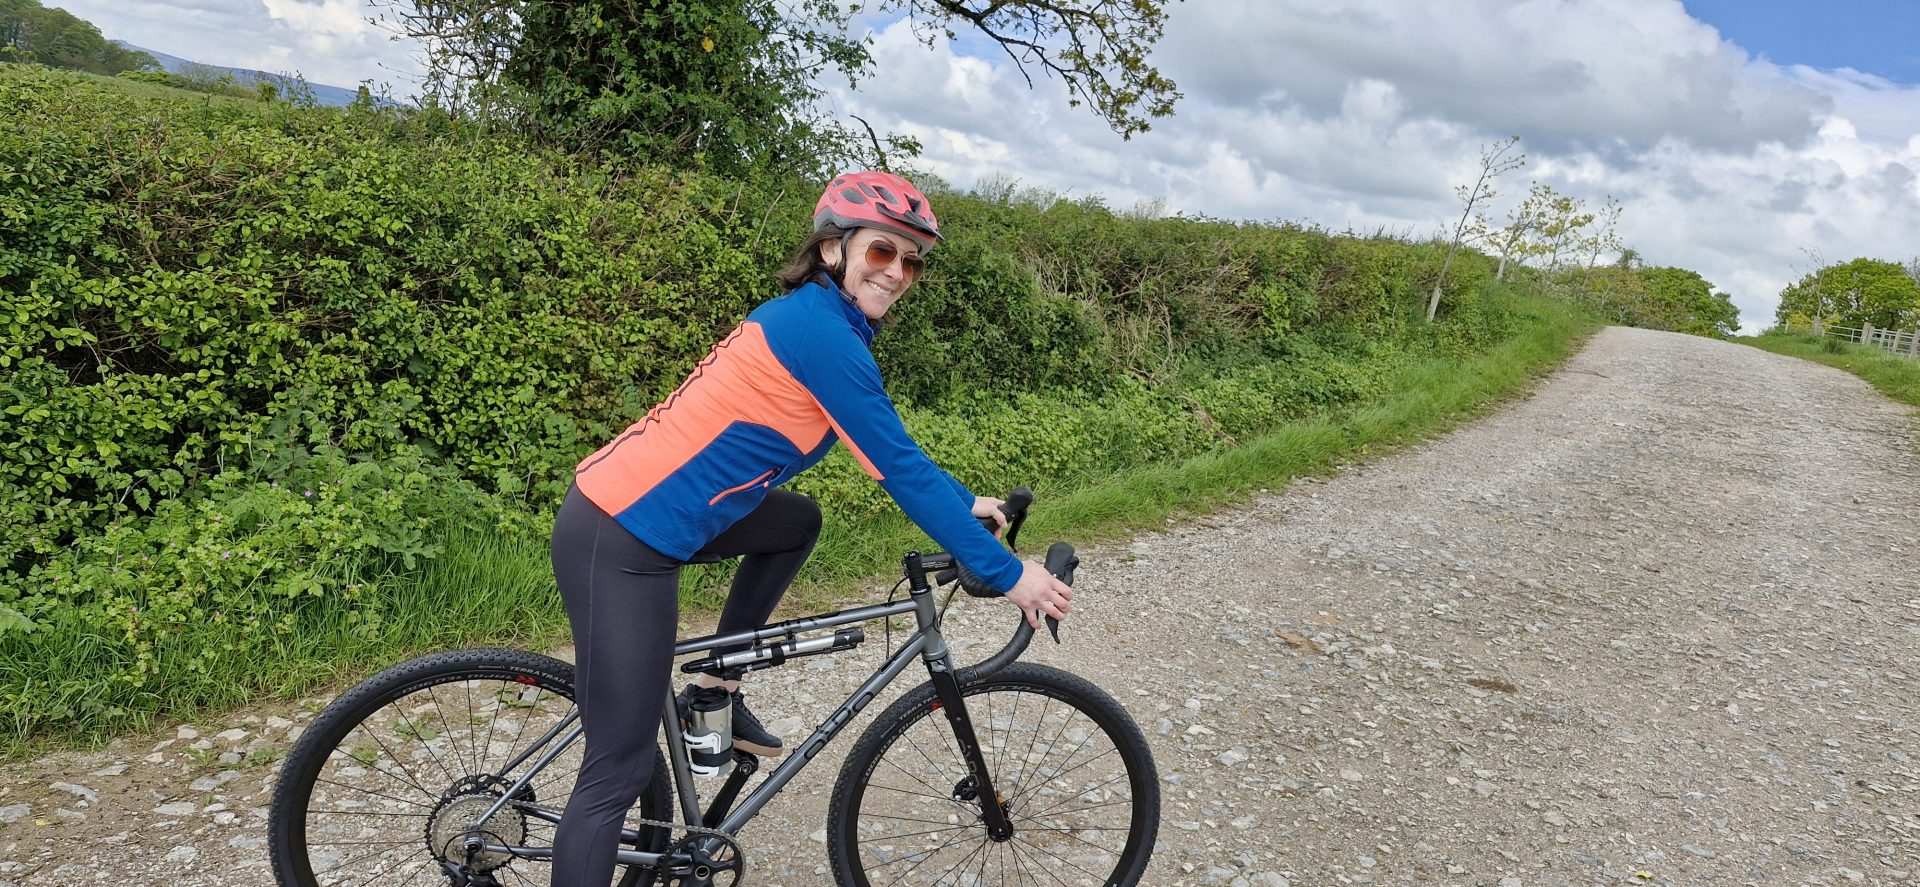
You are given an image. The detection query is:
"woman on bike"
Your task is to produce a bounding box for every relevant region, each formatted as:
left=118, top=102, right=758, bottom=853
left=547, top=170, right=1076, bottom=885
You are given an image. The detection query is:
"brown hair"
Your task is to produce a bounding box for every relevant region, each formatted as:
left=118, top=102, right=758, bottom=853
left=774, top=224, right=850, bottom=292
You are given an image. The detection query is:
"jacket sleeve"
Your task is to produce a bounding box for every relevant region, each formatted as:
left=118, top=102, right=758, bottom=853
left=787, top=333, right=1023, bottom=593
left=943, top=470, right=976, bottom=510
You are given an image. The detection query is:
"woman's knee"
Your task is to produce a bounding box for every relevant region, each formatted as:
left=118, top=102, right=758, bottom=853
left=790, top=492, right=823, bottom=540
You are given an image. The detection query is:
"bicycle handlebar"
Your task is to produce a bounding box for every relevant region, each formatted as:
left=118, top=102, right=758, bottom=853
left=949, top=485, right=1079, bottom=681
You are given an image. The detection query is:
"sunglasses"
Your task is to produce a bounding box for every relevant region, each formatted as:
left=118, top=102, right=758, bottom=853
left=861, top=238, right=925, bottom=280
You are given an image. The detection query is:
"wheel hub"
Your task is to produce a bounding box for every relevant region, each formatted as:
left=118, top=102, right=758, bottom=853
left=426, top=774, right=529, bottom=872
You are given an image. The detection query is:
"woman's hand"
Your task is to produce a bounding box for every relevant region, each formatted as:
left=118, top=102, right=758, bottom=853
left=971, top=496, right=1009, bottom=536
left=1005, top=560, right=1073, bottom=628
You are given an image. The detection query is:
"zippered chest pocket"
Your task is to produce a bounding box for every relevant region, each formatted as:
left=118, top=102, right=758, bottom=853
left=708, top=469, right=776, bottom=506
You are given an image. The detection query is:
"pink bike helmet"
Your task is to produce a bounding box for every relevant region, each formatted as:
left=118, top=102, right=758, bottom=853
left=813, top=171, right=943, bottom=252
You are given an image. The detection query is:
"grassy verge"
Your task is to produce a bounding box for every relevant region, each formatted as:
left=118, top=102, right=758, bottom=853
left=785, top=288, right=1593, bottom=608
left=1, top=294, right=1594, bottom=758
left=1741, top=330, right=1920, bottom=408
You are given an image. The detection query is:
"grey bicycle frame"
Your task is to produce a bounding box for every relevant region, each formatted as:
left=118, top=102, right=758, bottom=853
left=472, top=577, right=964, bottom=869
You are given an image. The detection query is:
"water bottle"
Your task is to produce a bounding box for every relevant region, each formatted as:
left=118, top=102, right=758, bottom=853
left=683, top=686, right=734, bottom=778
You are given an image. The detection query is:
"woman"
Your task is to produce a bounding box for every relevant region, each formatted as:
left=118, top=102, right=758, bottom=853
left=547, top=170, right=1076, bottom=885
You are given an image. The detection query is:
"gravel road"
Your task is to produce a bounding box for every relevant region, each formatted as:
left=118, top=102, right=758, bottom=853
left=3, top=326, right=1917, bottom=887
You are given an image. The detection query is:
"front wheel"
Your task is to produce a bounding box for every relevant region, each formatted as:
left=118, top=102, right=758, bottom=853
left=827, top=662, right=1160, bottom=886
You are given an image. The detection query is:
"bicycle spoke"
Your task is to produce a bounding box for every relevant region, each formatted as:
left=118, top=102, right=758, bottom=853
left=425, top=684, right=467, bottom=777
left=353, top=846, right=431, bottom=887
left=865, top=781, right=970, bottom=806
left=462, top=678, right=480, bottom=777
left=1011, top=831, right=1109, bottom=884
left=855, top=810, right=969, bottom=828
left=1021, top=769, right=1128, bottom=821
left=898, top=719, right=962, bottom=784
left=309, top=808, right=432, bottom=817
left=341, top=721, right=442, bottom=803
left=306, top=838, right=422, bottom=847
left=1007, top=694, right=1053, bottom=799
left=1015, top=748, right=1122, bottom=815
left=390, top=704, right=460, bottom=788
left=1005, top=837, right=1073, bottom=887
left=925, top=833, right=991, bottom=886
left=970, top=832, right=993, bottom=886
left=873, top=742, right=969, bottom=811
left=311, top=841, right=424, bottom=883
left=499, top=687, right=546, bottom=776
left=1014, top=702, right=1082, bottom=808
left=1016, top=820, right=1126, bottom=856
left=479, top=680, right=508, bottom=777
left=313, top=776, right=437, bottom=811
left=1011, top=717, right=1104, bottom=811
left=859, top=822, right=979, bottom=844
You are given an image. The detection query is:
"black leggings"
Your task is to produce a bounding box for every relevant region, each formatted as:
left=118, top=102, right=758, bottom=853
left=548, top=483, right=821, bottom=887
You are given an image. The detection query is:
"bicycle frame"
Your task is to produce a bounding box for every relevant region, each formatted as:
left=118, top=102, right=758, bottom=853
left=467, top=550, right=1013, bottom=872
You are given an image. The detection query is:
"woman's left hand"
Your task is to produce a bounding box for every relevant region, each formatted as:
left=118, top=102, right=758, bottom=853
left=971, top=496, right=1008, bottom=536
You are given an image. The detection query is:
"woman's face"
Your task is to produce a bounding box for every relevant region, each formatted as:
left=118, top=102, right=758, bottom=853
left=822, top=228, right=923, bottom=320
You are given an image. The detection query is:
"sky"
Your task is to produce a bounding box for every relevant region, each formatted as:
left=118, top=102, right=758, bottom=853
left=51, top=0, right=1920, bottom=333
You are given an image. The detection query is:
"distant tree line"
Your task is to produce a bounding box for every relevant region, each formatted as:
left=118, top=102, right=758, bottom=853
left=0, top=0, right=153, bottom=75
left=1429, top=139, right=1739, bottom=337
left=1774, top=257, right=1920, bottom=331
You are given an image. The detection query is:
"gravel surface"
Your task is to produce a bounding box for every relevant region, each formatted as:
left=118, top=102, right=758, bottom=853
left=3, top=326, right=1917, bottom=887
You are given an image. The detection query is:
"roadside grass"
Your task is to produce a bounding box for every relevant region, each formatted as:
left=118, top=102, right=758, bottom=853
left=1, top=294, right=1595, bottom=758
left=1741, top=330, right=1920, bottom=409
left=66, top=68, right=257, bottom=105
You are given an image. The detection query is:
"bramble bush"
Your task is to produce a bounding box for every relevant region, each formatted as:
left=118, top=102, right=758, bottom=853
left=0, top=63, right=1512, bottom=740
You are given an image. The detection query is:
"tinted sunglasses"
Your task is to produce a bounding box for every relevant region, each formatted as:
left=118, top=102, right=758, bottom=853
left=861, top=238, right=925, bottom=280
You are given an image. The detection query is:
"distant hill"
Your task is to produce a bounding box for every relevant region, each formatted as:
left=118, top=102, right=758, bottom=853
left=112, top=41, right=373, bottom=107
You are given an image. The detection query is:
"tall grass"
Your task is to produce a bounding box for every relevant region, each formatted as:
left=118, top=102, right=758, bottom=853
left=1741, top=330, right=1920, bottom=408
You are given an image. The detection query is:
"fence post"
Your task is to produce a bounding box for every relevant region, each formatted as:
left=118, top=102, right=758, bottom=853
left=1862, top=322, right=1875, bottom=346
left=1812, top=316, right=1825, bottom=336
left=1910, top=326, right=1920, bottom=357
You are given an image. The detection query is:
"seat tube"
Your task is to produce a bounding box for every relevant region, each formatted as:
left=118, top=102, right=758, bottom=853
left=904, top=552, right=1015, bottom=841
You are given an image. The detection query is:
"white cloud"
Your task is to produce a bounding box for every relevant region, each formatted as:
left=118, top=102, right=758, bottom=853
left=49, top=0, right=423, bottom=93
left=827, top=2, right=1920, bottom=333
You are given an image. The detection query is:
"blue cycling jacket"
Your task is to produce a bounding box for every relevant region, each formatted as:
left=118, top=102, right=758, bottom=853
left=574, top=275, right=1023, bottom=593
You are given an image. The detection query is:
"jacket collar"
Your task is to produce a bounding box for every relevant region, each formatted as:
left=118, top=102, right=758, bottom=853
left=808, top=271, right=877, bottom=347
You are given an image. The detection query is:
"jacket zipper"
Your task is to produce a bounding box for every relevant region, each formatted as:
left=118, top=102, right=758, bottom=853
left=708, top=469, right=776, bottom=506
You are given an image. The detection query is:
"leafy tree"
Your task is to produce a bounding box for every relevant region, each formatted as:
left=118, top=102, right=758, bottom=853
left=1579, top=265, right=1738, bottom=338
left=1429, top=136, right=1523, bottom=321
left=0, top=0, right=153, bottom=74
left=1480, top=181, right=1552, bottom=281
left=1774, top=258, right=1920, bottom=330
left=1639, top=266, right=1738, bottom=337
left=1534, top=190, right=1595, bottom=270
left=374, top=0, right=1180, bottom=174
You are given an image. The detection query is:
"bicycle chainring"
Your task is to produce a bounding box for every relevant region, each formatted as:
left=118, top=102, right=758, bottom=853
left=659, top=827, right=747, bottom=887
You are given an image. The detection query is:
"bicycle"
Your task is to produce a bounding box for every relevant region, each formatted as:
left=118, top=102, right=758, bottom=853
left=268, top=487, right=1161, bottom=886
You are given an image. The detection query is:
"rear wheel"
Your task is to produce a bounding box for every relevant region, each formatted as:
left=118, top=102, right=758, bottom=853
left=827, top=662, right=1159, bottom=886
left=268, top=648, right=674, bottom=886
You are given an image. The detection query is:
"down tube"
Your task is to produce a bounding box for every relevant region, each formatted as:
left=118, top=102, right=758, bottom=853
left=714, top=632, right=930, bottom=834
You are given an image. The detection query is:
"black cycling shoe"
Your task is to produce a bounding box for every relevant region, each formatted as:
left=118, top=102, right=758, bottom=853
left=727, top=689, right=785, bottom=757
left=677, top=684, right=785, bottom=757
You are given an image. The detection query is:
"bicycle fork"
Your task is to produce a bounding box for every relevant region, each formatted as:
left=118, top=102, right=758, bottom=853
left=906, top=552, right=1016, bottom=842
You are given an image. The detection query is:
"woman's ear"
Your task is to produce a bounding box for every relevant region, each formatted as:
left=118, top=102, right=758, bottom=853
left=819, top=237, right=843, bottom=269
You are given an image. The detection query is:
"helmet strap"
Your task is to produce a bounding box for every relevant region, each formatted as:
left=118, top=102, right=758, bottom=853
left=826, top=229, right=856, bottom=294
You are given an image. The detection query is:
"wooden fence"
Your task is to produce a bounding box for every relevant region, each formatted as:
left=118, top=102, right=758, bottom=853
left=1808, top=318, right=1920, bottom=359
